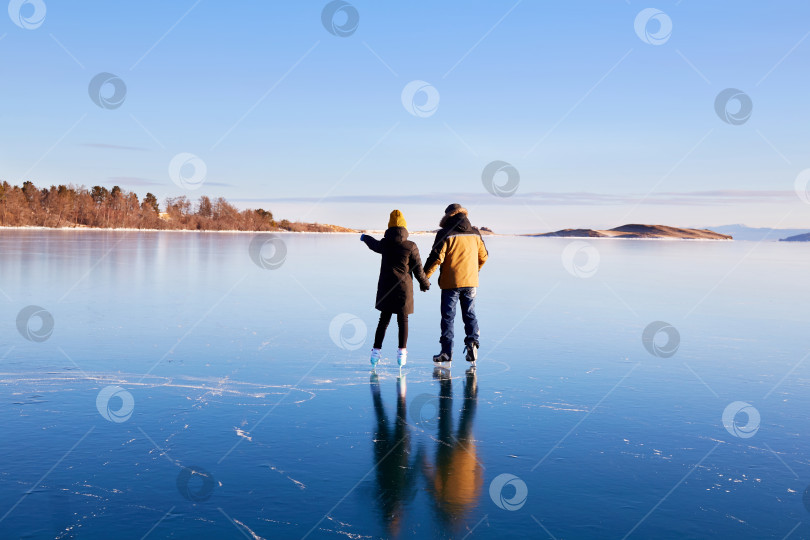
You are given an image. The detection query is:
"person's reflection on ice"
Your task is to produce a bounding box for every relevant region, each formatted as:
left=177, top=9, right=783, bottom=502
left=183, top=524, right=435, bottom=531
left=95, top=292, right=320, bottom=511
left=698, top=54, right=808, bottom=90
left=420, top=367, right=482, bottom=530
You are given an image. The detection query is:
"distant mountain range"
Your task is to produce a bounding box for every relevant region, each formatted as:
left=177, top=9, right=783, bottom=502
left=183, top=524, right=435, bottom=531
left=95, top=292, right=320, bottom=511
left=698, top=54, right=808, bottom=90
left=709, top=225, right=810, bottom=242
left=527, top=224, right=731, bottom=240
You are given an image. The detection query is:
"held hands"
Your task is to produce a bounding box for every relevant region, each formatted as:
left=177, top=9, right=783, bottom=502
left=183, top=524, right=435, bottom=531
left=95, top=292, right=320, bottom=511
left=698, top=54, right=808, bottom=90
left=420, top=280, right=430, bottom=292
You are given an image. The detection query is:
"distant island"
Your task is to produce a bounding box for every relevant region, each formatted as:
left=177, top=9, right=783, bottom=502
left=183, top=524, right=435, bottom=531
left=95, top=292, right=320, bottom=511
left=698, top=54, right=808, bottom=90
left=0, top=181, right=354, bottom=233
left=779, top=232, right=810, bottom=242
left=527, top=224, right=732, bottom=240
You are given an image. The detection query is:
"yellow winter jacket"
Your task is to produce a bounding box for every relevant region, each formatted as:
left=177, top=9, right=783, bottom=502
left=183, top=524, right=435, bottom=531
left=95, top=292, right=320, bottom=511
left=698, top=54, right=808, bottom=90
left=424, top=214, right=488, bottom=289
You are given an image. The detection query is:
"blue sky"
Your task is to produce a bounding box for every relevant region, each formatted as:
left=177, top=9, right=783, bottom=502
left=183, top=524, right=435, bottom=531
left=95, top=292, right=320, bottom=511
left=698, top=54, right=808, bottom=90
left=1, top=1, right=809, bottom=233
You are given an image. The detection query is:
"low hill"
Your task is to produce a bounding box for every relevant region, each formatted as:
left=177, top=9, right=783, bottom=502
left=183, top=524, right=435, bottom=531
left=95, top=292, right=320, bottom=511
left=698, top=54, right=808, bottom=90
left=780, top=232, right=810, bottom=242
left=710, top=225, right=809, bottom=241
left=527, top=224, right=732, bottom=240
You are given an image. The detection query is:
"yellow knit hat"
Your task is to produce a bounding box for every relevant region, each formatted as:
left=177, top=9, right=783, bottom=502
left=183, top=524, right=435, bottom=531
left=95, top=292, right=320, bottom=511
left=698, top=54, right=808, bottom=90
left=388, top=209, right=407, bottom=228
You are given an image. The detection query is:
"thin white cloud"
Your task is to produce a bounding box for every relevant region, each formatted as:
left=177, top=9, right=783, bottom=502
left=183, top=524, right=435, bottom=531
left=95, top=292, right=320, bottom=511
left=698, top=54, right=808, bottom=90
left=81, top=143, right=149, bottom=152
left=231, top=190, right=796, bottom=207
left=106, top=176, right=162, bottom=186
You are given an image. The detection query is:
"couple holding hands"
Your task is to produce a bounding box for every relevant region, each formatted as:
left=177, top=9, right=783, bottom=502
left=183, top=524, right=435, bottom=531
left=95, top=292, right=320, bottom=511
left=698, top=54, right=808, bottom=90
left=360, top=204, right=488, bottom=367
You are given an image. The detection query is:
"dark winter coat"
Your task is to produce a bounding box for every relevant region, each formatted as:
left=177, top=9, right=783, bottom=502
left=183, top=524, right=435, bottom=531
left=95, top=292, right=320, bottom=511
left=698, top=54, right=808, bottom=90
left=424, top=213, right=488, bottom=289
left=362, top=227, right=430, bottom=315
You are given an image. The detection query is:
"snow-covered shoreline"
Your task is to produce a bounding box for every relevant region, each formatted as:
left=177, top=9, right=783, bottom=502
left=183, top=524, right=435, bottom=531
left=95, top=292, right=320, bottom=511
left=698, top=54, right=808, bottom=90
left=0, top=226, right=453, bottom=236
left=0, top=226, right=734, bottom=239
left=0, top=225, right=358, bottom=235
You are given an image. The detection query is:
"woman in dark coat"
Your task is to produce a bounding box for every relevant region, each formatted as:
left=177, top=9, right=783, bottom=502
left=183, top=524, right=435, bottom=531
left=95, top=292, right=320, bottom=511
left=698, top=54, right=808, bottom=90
left=361, top=210, right=430, bottom=367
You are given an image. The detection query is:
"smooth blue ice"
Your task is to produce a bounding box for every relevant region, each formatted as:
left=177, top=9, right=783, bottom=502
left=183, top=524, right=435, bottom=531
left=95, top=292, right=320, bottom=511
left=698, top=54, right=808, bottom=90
left=1, top=230, right=809, bottom=539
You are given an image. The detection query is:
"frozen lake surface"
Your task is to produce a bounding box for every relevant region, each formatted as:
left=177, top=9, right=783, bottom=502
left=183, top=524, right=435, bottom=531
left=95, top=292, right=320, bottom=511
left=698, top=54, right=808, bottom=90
left=1, top=229, right=810, bottom=539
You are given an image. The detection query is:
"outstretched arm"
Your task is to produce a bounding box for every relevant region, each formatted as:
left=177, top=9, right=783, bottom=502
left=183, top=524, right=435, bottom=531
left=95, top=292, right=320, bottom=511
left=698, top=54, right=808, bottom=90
left=360, top=234, right=383, bottom=254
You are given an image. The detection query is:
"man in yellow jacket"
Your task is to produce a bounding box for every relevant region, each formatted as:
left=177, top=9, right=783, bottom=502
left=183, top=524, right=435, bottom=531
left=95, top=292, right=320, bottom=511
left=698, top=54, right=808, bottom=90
left=423, top=204, right=488, bottom=363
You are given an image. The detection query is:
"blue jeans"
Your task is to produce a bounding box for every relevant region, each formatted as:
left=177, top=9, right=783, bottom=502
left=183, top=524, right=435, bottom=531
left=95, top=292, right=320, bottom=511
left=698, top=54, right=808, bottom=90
left=440, top=288, right=479, bottom=356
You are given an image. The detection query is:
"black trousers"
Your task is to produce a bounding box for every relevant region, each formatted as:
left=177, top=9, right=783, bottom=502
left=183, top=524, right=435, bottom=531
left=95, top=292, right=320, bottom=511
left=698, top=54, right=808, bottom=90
left=374, top=311, right=408, bottom=349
